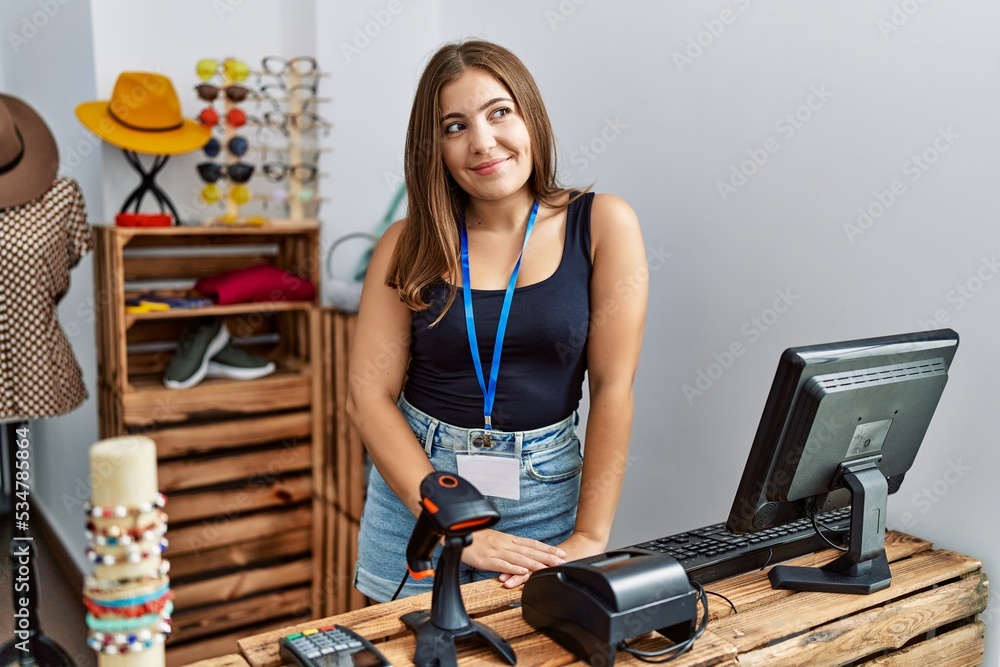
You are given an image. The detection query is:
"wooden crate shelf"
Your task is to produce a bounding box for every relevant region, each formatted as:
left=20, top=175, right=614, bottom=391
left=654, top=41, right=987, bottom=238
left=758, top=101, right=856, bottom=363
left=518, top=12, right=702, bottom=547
left=93, top=224, right=325, bottom=661
left=321, top=309, right=368, bottom=617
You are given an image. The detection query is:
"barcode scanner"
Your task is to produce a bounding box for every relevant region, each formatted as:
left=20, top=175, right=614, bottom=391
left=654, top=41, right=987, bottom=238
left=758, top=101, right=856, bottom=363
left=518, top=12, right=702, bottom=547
left=405, top=472, right=500, bottom=578
left=400, top=472, right=516, bottom=666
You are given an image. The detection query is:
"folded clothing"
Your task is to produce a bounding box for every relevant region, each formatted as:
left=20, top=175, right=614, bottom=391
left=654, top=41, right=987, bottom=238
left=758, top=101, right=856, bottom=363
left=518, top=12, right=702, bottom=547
left=194, top=263, right=316, bottom=305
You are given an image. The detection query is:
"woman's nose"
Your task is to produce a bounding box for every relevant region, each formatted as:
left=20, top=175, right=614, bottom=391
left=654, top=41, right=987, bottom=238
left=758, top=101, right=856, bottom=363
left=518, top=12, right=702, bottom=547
left=468, top=121, right=497, bottom=153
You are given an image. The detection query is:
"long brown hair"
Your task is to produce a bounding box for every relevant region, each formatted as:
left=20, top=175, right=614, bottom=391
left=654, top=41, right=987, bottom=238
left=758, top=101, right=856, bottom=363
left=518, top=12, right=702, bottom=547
left=386, top=39, right=583, bottom=319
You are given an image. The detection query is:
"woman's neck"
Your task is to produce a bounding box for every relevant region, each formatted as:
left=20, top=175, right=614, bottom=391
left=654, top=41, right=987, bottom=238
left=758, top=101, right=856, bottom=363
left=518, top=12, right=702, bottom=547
left=464, top=189, right=536, bottom=232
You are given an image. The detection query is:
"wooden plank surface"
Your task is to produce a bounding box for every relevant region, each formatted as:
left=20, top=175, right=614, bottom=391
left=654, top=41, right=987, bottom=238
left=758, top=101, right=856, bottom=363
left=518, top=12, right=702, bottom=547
left=173, top=559, right=313, bottom=609
left=123, top=372, right=311, bottom=425
left=167, top=473, right=312, bottom=524
left=170, top=653, right=250, bottom=667
left=701, top=530, right=933, bottom=621
left=169, top=527, right=312, bottom=580
left=173, top=586, right=312, bottom=642
left=736, top=573, right=988, bottom=667
left=238, top=539, right=987, bottom=667
left=167, top=616, right=313, bottom=667
left=709, top=549, right=982, bottom=651
left=170, top=505, right=312, bottom=556
left=154, top=411, right=312, bottom=459
left=158, top=442, right=312, bottom=492
left=858, top=621, right=985, bottom=666
left=124, top=253, right=273, bottom=281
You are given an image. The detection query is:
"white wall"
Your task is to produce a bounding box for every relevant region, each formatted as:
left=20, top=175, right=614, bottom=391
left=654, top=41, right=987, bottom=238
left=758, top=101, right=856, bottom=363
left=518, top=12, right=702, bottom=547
left=1, top=2, right=997, bottom=663
left=0, top=0, right=104, bottom=573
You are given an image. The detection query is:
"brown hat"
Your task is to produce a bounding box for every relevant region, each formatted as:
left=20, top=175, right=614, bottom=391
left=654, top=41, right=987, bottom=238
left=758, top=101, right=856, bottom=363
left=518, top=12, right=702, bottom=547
left=0, top=94, right=58, bottom=209
left=76, top=72, right=209, bottom=156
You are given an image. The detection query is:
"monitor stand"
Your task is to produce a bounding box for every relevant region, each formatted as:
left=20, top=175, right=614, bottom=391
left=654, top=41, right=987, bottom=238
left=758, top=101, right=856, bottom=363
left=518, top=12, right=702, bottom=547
left=769, top=459, right=892, bottom=594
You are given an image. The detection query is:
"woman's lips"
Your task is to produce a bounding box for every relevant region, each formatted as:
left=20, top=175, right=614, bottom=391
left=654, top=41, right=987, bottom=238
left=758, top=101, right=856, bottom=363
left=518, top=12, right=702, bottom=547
left=471, top=158, right=508, bottom=176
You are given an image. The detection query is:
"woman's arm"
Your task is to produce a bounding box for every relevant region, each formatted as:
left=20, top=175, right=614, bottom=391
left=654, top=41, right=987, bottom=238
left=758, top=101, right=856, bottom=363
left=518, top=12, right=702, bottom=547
left=500, top=193, right=649, bottom=587
left=347, top=221, right=434, bottom=516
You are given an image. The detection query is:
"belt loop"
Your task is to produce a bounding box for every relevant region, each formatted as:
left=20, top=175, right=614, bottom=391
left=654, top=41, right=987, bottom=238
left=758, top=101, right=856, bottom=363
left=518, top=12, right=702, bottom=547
left=423, top=418, right=438, bottom=457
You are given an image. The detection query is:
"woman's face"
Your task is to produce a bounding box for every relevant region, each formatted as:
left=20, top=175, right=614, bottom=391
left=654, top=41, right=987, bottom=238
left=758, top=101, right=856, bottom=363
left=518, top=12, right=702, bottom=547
left=438, top=68, right=533, bottom=203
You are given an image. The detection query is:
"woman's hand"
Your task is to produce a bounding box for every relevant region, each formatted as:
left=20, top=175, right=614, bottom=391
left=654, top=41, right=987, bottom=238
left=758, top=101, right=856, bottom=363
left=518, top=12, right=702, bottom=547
left=462, top=529, right=566, bottom=578
left=497, top=531, right=607, bottom=588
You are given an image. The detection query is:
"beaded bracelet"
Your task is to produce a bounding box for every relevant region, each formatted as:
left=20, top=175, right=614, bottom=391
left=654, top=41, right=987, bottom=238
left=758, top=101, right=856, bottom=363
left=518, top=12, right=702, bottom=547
left=86, top=602, right=173, bottom=634
left=86, top=513, right=168, bottom=546
left=87, top=538, right=168, bottom=565
left=86, top=524, right=167, bottom=551
left=87, top=583, right=169, bottom=608
left=84, top=572, right=169, bottom=598
left=85, top=493, right=166, bottom=518
left=83, top=562, right=170, bottom=595
left=84, top=594, right=172, bottom=618
left=87, top=629, right=168, bottom=655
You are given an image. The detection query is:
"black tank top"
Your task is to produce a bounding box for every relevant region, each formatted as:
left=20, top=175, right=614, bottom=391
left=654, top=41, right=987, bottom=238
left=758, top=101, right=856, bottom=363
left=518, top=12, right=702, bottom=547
left=404, top=193, right=593, bottom=431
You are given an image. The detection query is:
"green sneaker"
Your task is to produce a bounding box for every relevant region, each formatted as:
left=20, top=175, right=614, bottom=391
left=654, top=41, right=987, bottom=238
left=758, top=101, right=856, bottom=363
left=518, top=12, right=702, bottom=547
left=163, top=317, right=230, bottom=389
left=206, top=342, right=276, bottom=380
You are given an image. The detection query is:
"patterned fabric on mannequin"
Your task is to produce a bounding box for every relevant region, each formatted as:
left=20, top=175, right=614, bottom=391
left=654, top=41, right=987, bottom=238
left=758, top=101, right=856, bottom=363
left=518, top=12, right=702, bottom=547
left=0, top=177, right=91, bottom=420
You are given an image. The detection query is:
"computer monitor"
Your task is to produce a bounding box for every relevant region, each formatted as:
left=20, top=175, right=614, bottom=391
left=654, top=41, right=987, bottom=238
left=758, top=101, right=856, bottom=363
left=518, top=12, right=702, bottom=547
left=726, top=328, right=959, bottom=594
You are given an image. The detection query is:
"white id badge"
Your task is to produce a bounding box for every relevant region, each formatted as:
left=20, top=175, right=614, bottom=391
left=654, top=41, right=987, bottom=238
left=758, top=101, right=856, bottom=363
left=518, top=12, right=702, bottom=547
left=455, top=428, right=521, bottom=500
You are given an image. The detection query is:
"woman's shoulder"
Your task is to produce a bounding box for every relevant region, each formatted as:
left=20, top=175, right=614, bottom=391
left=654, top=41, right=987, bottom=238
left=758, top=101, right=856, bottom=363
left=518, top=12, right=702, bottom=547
left=588, top=193, right=640, bottom=246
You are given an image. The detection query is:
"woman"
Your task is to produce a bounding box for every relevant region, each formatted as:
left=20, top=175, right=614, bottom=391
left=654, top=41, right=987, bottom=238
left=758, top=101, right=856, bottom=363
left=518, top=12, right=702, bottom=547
left=348, top=39, right=648, bottom=602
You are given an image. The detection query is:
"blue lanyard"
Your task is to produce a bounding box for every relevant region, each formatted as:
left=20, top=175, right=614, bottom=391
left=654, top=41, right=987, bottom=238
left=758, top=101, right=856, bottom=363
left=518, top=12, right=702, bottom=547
left=460, top=200, right=540, bottom=430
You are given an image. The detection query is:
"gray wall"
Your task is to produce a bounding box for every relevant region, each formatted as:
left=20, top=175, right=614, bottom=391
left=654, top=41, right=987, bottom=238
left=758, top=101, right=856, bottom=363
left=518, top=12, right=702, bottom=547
left=0, top=2, right=996, bottom=663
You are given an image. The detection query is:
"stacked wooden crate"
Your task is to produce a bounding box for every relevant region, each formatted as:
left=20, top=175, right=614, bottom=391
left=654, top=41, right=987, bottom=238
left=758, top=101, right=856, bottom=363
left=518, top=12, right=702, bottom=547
left=92, top=224, right=324, bottom=665
left=321, top=309, right=368, bottom=615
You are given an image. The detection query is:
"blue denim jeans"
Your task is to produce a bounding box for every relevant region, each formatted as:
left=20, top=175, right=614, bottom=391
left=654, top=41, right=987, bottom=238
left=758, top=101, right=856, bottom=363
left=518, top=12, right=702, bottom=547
left=355, top=395, right=582, bottom=602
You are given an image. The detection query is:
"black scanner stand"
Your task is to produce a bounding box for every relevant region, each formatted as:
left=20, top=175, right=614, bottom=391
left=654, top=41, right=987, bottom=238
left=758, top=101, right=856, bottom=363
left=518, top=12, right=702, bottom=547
left=522, top=549, right=698, bottom=666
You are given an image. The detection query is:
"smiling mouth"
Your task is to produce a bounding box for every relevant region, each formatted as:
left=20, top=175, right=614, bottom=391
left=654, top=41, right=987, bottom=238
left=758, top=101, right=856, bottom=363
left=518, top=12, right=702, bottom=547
left=471, top=158, right=508, bottom=174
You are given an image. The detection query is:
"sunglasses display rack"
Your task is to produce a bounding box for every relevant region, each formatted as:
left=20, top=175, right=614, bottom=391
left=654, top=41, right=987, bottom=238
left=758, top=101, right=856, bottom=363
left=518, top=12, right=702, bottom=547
left=194, top=56, right=328, bottom=226
left=195, top=56, right=257, bottom=225
left=254, top=55, right=329, bottom=223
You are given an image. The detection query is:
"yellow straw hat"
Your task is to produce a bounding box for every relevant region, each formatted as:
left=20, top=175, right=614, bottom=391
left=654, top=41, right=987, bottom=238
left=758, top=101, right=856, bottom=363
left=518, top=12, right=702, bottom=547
left=76, top=72, right=209, bottom=155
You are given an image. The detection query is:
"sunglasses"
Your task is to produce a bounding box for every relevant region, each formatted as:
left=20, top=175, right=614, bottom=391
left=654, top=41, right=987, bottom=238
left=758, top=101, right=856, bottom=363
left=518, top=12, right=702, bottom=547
left=197, top=162, right=255, bottom=184
left=196, top=58, right=250, bottom=82
left=199, top=107, right=248, bottom=128
left=200, top=183, right=252, bottom=205
left=195, top=83, right=258, bottom=103
left=261, top=56, right=318, bottom=77
left=261, top=109, right=331, bottom=134
left=261, top=162, right=318, bottom=184
left=203, top=136, right=249, bottom=158
left=259, top=80, right=320, bottom=97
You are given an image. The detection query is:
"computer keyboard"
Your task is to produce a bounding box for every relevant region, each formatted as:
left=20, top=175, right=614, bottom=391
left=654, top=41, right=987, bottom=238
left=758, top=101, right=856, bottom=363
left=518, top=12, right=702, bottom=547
left=628, top=506, right=852, bottom=586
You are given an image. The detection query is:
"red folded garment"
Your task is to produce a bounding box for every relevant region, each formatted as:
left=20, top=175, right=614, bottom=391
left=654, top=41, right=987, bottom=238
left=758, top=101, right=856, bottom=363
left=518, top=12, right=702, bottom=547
left=194, top=263, right=316, bottom=305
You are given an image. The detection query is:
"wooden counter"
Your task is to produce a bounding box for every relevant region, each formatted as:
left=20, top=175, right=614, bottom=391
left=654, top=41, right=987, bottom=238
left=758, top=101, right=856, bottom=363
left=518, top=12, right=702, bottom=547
left=235, top=531, right=988, bottom=666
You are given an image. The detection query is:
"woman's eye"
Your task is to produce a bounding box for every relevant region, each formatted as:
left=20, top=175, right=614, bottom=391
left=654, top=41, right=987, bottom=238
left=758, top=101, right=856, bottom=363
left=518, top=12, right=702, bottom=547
left=444, top=122, right=464, bottom=134
left=491, top=107, right=511, bottom=120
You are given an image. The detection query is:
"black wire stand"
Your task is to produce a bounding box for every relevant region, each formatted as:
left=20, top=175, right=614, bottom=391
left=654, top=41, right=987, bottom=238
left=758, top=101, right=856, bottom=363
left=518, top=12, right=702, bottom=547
left=120, top=149, right=181, bottom=224
left=1, top=422, right=75, bottom=667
